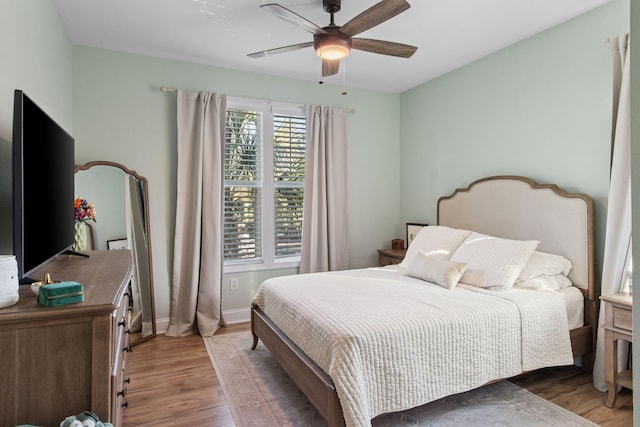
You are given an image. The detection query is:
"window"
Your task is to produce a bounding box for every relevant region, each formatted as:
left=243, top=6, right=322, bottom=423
left=224, top=98, right=306, bottom=271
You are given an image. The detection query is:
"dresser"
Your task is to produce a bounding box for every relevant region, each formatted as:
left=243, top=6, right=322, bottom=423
left=377, top=248, right=407, bottom=266
left=601, top=292, right=633, bottom=408
left=0, top=250, right=133, bottom=427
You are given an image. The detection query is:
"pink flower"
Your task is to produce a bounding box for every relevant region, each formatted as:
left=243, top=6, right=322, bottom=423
left=74, top=198, right=97, bottom=222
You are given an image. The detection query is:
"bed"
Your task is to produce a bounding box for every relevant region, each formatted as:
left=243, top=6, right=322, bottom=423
left=250, top=175, right=597, bottom=427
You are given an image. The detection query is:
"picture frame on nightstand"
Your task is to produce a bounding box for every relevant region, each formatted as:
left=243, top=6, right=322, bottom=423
left=107, top=238, right=128, bottom=250
left=406, top=223, right=428, bottom=247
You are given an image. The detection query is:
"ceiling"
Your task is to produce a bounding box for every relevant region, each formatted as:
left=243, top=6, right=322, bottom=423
left=51, top=0, right=611, bottom=93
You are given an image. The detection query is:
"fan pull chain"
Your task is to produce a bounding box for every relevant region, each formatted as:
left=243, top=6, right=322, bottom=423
left=341, top=62, right=347, bottom=95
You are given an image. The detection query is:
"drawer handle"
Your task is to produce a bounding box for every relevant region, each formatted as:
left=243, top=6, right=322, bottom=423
left=121, top=401, right=128, bottom=409
left=123, top=345, right=132, bottom=353
left=125, top=377, right=131, bottom=384
left=125, top=328, right=131, bottom=335
left=118, top=387, right=127, bottom=397
left=118, top=320, right=126, bottom=327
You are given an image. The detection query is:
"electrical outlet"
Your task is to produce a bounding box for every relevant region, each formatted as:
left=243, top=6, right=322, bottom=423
left=230, top=277, right=239, bottom=291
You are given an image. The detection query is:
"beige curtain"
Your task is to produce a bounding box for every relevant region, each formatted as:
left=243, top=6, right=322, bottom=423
left=299, top=105, right=349, bottom=273
left=593, top=34, right=631, bottom=391
left=166, top=90, right=227, bottom=337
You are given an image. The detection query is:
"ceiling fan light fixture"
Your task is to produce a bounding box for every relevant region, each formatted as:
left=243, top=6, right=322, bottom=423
left=252, top=1, right=417, bottom=77
left=314, top=35, right=351, bottom=60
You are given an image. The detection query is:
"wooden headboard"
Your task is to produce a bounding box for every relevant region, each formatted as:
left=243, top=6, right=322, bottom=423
left=437, top=176, right=597, bottom=301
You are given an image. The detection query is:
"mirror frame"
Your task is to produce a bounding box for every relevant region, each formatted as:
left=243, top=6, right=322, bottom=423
left=75, top=160, right=156, bottom=345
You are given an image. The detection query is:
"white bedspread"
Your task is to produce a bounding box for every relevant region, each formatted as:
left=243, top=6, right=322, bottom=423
left=251, top=266, right=574, bottom=427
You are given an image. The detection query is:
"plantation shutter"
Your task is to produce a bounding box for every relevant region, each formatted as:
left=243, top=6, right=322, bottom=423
left=224, top=109, right=263, bottom=261
left=223, top=98, right=306, bottom=268
left=273, top=113, right=305, bottom=257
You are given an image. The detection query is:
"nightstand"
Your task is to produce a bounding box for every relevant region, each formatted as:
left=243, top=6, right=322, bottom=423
left=377, top=248, right=407, bottom=266
left=601, top=292, right=633, bottom=408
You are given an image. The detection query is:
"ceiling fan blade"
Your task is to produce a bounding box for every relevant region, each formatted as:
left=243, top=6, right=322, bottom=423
left=261, top=3, right=328, bottom=35
left=351, top=38, right=417, bottom=58
left=340, top=0, right=410, bottom=37
left=322, top=59, right=340, bottom=77
left=248, top=42, right=314, bottom=59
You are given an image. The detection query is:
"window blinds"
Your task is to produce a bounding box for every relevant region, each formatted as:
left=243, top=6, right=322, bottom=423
left=223, top=106, right=306, bottom=264
left=273, top=114, right=305, bottom=257
left=224, top=109, right=263, bottom=261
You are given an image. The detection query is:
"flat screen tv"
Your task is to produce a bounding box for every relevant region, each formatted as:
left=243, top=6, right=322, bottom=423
left=13, top=90, right=75, bottom=284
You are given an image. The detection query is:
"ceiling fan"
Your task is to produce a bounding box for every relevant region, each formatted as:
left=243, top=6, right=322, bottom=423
left=248, top=0, right=417, bottom=77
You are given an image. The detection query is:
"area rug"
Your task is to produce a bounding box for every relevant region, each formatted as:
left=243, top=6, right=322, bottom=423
left=204, top=332, right=598, bottom=427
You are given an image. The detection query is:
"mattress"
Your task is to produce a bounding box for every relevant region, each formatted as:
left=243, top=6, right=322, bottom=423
left=558, top=285, right=585, bottom=330
left=252, top=265, right=576, bottom=427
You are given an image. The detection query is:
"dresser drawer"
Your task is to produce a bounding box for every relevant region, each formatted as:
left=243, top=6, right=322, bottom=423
left=613, top=305, right=632, bottom=331
left=377, top=249, right=406, bottom=266
left=112, top=296, right=129, bottom=365
left=379, top=254, right=402, bottom=266
left=112, top=357, right=129, bottom=427
left=110, top=284, right=131, bottom=426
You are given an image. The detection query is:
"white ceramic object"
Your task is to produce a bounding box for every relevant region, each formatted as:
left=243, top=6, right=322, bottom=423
left=31, top=283, right=42, bottom=296
left=0, top=255, right=19, bottom=308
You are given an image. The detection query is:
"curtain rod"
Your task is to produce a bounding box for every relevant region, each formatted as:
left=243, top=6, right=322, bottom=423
left=159, top=85, right=355, bottom=113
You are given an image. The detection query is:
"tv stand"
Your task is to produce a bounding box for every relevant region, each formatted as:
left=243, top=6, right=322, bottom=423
left=0, top=250, right=133, bottom=426
left=19, top=251, right=91, bottom=285
left=18, top=276, right=38, bottom=285
left=63, top=249, right=91, bottom=258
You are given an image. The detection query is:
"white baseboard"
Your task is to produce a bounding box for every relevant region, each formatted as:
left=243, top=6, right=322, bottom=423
left=154, top=308, right=250, bottom=336
left=223, top=307, right=251, bottom=324
left=156, top=317, right=170, bottom=335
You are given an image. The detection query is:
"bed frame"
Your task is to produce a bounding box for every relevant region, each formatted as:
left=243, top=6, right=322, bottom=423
left=251, top=175, right=598, bottom=427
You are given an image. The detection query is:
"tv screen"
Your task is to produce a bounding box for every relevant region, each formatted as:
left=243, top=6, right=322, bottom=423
left=13, top=90, right=75, bottom=283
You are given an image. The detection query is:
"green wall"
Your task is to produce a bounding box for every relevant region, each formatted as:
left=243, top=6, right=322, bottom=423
left=400, top=0, right=629, bottom=274
left=0, top=0, right=73, bottom=254
left=0, top=0, right=634, bottom=350
left=630, top=0, right=638, bottom=420
left=75, top=166, right=127, bottom=250
left=0, top=0, right=73, bottom=138
left=70, top=47, right=402, bottom=321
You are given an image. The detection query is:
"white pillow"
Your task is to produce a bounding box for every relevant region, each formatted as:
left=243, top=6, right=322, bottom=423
left=517, top=251, right=572, bottom=281
left=514, top=274, right=573, bottom=290
left=406, top=253, right=467, bottom=289
left=399, top=226, right=471, bottom=269
left=451, top=232, right=539, bottom=290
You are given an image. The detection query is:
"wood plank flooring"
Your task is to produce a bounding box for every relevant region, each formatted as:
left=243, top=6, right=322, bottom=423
left=123, top=323, right=632, bottom=427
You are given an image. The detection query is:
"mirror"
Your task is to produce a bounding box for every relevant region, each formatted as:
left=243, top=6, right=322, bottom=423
left=75, top=161, right=156, bottom=346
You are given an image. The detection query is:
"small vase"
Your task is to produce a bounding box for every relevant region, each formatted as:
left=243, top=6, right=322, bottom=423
left=0, top=255, right=19, bottom=308
left=71, top=221, right=88, bottom=253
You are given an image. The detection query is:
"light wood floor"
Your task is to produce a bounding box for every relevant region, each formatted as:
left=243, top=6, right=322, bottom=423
left=123, top=323, right=632, bottom=427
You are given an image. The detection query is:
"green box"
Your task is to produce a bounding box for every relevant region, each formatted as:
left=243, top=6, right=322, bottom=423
left=38, top=281, right=84, bottom=307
